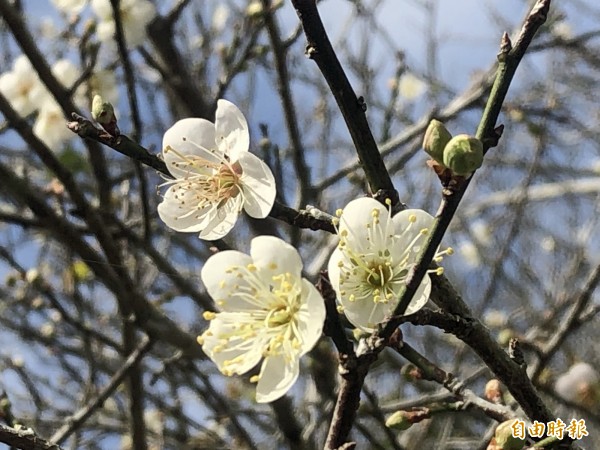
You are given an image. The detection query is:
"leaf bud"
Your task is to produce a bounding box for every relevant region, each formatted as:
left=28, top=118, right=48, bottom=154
left=443, top=134, right=484, bottom=176
left=493, top=420, right=525, bottom=450
left=91, top=94, right=119, bottom=136
left=423, top=119, right=452, bottom=165
left=385, top=411, right=413, bottom=431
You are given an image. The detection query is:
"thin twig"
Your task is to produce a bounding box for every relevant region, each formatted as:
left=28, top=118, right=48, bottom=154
left=50, top=337, right=153, bottom=445
left=290, top=0, right=398, bottom=205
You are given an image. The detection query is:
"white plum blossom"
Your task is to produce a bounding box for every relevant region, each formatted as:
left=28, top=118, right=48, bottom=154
left=34, top=100, right=74, bottom=149
left=0, top=55, right=42, bottom=116
left=398, top=72, right=426, bottom=100
left=198, top=236, right=326, bottom=403
left=158, top=99, right=276, bottom=240
left=555, top=362, right=600, bottom=408
left=31, top=59, right=84, bottom=148
left=91, top=0, right=156, bottom=47
left=51, top=0, right=87, bottom=15
left=328, top=197, right=450, bottom=332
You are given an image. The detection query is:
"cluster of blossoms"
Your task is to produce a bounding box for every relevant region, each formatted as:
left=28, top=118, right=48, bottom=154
left=51, top=0, right=156, bottom=47
left=0, top=56, right=116, bottom=149
left=158, top=100, right=449, bottom=402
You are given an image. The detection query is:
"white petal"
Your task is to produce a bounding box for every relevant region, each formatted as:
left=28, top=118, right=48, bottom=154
left=202, top=318, right=265, bottom=375
left=215, top=99, right=249, bottom=160
left=250, top=236, right=302, bottom=280
left=405, top=274, right=431, bottom=315
left=295, top=279, right=326, bottom=354
left=339, top=197, right=392, bottom=252
left=157, top=185, right=212, bottom=232
left=238, top=152, right=276, bottom=218
left=393, top=209, right=434, bottom=252
left=341, top=294, right=387, bottom=332
left=201, top=250, right=252, bottom=307
left=198, top=197, right=242, bottom=240
left=327, top=248, right=343, bottom=294
left=255, top=354, right=300, bottom=403
left=163, top=118, right=220, bottom=177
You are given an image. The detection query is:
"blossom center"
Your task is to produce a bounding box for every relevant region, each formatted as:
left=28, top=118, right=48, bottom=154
left=365, top=261, right=394, bottom=287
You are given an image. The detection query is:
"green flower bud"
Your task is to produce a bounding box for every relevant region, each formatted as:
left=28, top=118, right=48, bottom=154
left=494, top=420, right=525, bottom=450
left=91, top=94, right=119, bottom=136
left=423, top=119, right=452, bottom=165
left=385, top=411, right=413, bottom=431
left=442, top=134, right=484, bottom=176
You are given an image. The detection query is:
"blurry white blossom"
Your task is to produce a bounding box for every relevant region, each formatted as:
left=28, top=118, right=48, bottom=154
left=212, top=4, right=229, bottom=32
left=91, top=0, right=156, bottom=47
left=457, top=241, right=480, bottom=268
left=471, top=220, right=491, bottom=244
left=34, top=100, right=74, bottom=149
left=398, top=73, right=426, bottom=100
left=0, top=55, right=42, bottom=116
left=88, top=69, right=119, bottom=104
left=483, top=309, right=508, bottom=329
left=541, top=236, right=556, bottom=253
left=51, top=0, right=87, bottom=14
left=555, top=362, right=600, bottom=408
left=552, top=21, right=573, bottom=40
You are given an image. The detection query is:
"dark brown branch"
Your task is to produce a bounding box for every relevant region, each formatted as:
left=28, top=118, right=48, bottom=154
left=68, top=114, right=337, bottom=234
left=0, top=425, right=63, bottom=450
left=322, top=1, right=555, bottom=447
left=290, top=0, right=398, bottom=205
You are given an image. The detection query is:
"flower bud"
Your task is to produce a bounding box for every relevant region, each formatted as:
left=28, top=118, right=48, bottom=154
left=91, top=94, right=119, bottom=136
left=385, top=411, right=413, bottom=431
left=423, top=119, right=452, bottom=164
left=442, top=134, right=484, bottom=176
left=484, top=379, right=503, bottom=403
left=493, top=420, right=525, bottom=450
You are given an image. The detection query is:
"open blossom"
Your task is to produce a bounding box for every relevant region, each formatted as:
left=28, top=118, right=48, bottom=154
left=555, top=362, right=599, bottom=408
left=198, top=236, right=325, bottom=403
left=31, top=59, right=83, bottom=149
left=0, top=55, right=42, bottom=116
left=158, top=99, right=276, bottom=240
left=51, top=0, right=87, bottom=14
left=328, top=197, right=450, bottom=332
left=91, top=0, right=156, bottom=47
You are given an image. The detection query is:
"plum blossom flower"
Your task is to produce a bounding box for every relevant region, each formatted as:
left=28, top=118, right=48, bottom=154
left=158, top=99, right=276, bottom=240
left=34, top=101, right=75, bottom=149
left=31, top=59, right=83, bottom=148
left=91, top=0, right=156, bottom=47
left=328, top=197, right=451, bottom=332
left=0, top=55, right=42, bottom=116
left=198, top=236, right=325, bottom=403
left=555, top=362, right=600, bottom=408
left=51, top=0, right=87, bottom=15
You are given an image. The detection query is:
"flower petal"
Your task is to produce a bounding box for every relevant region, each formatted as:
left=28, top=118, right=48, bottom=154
left=295, top=279, right=326, bottom=354
left=238, top=152, right=276, bottom=218
left=250, top=235, right=302, bottom=281
left=215, top=99, right=249, bottom=161
left=163, top=118, right=220, bottom=177
left=201, top=250, right=253, bottom=308
left=326, top=247, right=343, bottom=294
left=339, top=197, right=393, bottom=253
left=393, top=209, right=435, bottom=253
left=157, top=184, right=212, bottom=232
left=255, top=353, right=300, bottom=403
left=405, top=274, right=431, bottom=315
left=202, top=317, right=265, bottom=375
left=341, top=294, right=388, bottom=332
left=198, top=197, right=242, bottom=240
